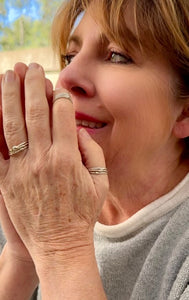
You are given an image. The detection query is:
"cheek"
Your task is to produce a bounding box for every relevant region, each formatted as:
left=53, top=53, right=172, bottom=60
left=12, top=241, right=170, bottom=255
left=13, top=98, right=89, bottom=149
left=100, top=78, right=144, bottom=122
left=98, top=69, right=149, bottom=118
left=105, top=72, right=174, bottom=122
left=102, top=76, right=175, bottom=148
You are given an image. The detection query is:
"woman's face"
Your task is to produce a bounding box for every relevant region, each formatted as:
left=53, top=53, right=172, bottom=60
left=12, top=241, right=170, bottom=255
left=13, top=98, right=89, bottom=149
left=56, top=9, right=181, bottom=181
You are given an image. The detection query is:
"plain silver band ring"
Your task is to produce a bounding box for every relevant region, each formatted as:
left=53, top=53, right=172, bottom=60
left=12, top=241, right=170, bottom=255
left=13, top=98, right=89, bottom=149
left=53, top=92, right=72, bottom=104
left=9, top=141, right=29, bottom=156
left=88, top=167, right=108, bottom=175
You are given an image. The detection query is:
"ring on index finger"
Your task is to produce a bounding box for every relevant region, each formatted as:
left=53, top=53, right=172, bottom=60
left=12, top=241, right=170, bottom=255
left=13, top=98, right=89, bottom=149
left=53, top=92, right=73, bottom=104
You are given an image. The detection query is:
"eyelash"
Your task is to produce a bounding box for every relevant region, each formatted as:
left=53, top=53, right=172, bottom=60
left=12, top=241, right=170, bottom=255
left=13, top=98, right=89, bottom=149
left=61, top=51, right=133, bottom=66
left=61, top=54, right=75, bottom=66
left=107, top=51, right=133, bottom=64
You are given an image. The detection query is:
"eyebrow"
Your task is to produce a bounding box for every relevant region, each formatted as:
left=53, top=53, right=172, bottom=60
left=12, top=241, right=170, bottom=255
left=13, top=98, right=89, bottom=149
left=68, top=35, right=82, bottom=47
left=67, top=32, right=110, bottom=52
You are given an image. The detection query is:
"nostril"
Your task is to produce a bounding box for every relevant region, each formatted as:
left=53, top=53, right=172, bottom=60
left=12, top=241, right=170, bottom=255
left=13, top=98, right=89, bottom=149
left=71, top=86, right=87, bottom=95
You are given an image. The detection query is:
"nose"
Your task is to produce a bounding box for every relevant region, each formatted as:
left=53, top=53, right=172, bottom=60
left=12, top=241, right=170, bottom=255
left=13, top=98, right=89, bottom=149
left=56, top=57, right=96, bottom=98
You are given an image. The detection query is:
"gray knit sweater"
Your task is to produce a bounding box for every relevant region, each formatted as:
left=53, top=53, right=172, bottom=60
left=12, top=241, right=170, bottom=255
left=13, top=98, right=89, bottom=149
left=94, top=173, right=189, bottom=300
left=0, top=174, right=188, bottom=300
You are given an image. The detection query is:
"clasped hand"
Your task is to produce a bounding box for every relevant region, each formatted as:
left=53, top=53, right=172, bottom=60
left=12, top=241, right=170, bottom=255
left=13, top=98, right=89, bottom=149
left=0, top=63, right=108, bottom=267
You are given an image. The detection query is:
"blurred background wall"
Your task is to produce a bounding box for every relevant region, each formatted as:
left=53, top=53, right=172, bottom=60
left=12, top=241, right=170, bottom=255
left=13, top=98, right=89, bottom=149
left=0, top=0, right=61, bottom=87
left=0, top=47, right=59, bottom=86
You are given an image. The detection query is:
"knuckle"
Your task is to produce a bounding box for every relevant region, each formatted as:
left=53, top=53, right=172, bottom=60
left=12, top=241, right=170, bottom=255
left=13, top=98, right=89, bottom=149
left=3, top=89, right=17, bottom=102
left=53, top=150, right=76, bottom=171
left=26, top=105, right=45, bottom=122
left=32, top=158, right=45, bottom=176
left=4, top=119, right=23, bottom=136
left=55, top=153, right=71, bottom=168
left=31, top=150, right=77, bottom=178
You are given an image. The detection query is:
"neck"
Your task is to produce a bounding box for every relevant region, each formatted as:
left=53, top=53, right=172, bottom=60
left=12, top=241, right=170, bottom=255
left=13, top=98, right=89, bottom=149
left=100, top=155, right=189, bottom=225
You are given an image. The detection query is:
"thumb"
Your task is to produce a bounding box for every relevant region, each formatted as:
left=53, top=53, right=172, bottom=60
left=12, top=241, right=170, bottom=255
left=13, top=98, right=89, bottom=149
left=78, top=128, right=107, bottom=170
left=78, top=127, right=109, bottom=201
left=78, top=128, right=109, bottom=215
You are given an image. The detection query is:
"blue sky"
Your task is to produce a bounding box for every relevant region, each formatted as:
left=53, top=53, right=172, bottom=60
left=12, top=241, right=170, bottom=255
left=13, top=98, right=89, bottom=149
left=3, top=1, right=40, bottom=26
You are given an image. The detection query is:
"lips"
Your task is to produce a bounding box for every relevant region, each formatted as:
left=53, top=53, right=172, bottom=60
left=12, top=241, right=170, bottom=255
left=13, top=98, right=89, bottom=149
left=75, top=112, right=106, bottom=129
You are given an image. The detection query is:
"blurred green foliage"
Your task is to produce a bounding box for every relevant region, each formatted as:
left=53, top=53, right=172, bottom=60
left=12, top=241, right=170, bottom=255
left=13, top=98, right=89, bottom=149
left=0, top=0, right=62, bottom=50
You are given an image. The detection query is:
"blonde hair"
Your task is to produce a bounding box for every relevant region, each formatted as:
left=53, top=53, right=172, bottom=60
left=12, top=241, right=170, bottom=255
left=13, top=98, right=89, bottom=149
left=51, top=0, right=189, bottom=152
left=52, top=0, right=189, bottom=97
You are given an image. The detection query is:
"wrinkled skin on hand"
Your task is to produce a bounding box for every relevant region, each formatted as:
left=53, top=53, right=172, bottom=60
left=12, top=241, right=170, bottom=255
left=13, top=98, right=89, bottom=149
left=0, top=63, right=53, bottom=159
left=0, top=63, right=109, bottom=265
left=0, top=194, right=32, bottom=262
left=0, top=63, right=54, bottom=265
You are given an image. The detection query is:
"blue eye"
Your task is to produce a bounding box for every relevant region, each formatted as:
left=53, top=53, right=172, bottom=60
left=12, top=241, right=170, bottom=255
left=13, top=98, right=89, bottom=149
left=109, top=52, right=133, bottom=64
left=61, top=54, right=75, bottom=66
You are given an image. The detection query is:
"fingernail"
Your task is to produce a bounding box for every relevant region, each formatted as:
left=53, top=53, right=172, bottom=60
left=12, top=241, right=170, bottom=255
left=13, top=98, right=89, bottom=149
left=5, top=70, right=15, bottom=82
left=79, top=128, right=91, bottom=140
left=28, top=63, right=41, bottom=69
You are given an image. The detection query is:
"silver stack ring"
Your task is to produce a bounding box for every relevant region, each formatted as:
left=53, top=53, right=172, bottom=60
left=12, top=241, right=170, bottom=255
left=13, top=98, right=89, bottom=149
left=9, top=141, right=29, bottom=156
left=53, top=92, right=72, bottom=104
left=88, top=167, right=108, bottom=175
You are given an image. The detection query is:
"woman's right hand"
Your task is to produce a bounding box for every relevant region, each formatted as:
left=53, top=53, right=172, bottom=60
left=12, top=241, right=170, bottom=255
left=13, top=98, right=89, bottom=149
left=0, top=63, right=53, bottom=298
left=0, top=62, right=53, bottom=264
left=0, top=63, right=33, bottom=263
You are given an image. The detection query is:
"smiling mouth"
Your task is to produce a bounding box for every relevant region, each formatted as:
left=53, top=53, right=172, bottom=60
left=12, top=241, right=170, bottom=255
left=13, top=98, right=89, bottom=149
left=76, top=119, right=106, bottom=129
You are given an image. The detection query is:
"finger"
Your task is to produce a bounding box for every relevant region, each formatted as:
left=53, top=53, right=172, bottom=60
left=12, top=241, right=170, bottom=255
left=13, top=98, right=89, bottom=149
left=25, top=63, right=51, bottom=153
left=1, top=71, right=27, bottom=155
left=15, top=63, right=53, bottom=145
left=52, top=89, right=78, bottom=149
left=78, top=128, right=106, bottom=169
left=14, top=62, right=53, bottom=103
left=78, top=128, right=109, bottom=203
left=14, top=63, right=28, bottom=121
left=14, top=62, right=28, bottom=85
left=46, top=78, right=53, bottom=104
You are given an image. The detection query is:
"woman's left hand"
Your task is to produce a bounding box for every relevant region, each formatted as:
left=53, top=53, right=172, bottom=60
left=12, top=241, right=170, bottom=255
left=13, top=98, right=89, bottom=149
left=0, top=63, right=109, bottom=266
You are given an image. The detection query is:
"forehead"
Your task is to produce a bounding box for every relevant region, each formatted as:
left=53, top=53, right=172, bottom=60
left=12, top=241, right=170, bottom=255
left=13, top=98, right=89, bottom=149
left=68, top=3, right=136, bottom=49
left=68, top=10, right=109, bottom=48
left=67, top=6, right=174, bottom=71
left=71, top=11, right=85, bottom=34
left=65, top=0, right=170, bottom=64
